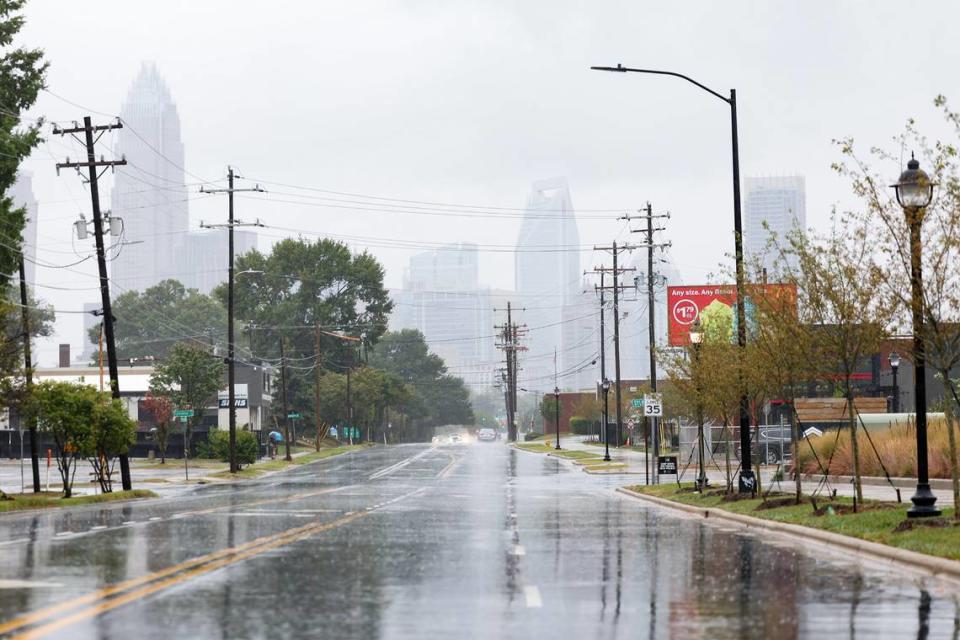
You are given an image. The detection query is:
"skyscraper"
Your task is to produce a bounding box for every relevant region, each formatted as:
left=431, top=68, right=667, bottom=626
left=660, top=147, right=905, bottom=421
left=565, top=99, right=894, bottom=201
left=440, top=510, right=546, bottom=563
left=389, top=243, right=495, bottom=392
left=111, top=62, right=189, bottom=296
left=110, top=63, right=255, bottom=295
left=744, top=176, right=806, bottom=276
left=514, top=178, right=581, bottom=391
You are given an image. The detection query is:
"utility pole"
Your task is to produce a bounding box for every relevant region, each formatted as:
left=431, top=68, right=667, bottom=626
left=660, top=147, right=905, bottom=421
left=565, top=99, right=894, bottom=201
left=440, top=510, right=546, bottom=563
left=624, top=204, right=671, bottom=483
left=18, top=256, right=39, bottom=492
left=346, top=348, right=354, bottom=445
left=279, top=337, right=291, bottom=461
left=54, top=117, right=132, bottom=491
left=200, top=168, right=264, bottom=473
left=495, top=302, right=525, bottom=442
left=591, top=243, right=636, bottom=451
left=315, top=323, right=322, bottom=451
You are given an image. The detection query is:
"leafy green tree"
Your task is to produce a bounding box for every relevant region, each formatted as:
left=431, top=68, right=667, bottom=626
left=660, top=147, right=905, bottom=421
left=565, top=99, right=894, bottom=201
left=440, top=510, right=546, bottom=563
left=24, top=381, right=133, bottom=497
left=539, top=395, right=559, bottom=424
left=90, top=279, right=226, bottom=361
left=223, top=238, right=392, bottom=430
left=86, top=396, right=137, bottom=493
left=150, top=342, right=224, bottom=474
left=0, top=0, right=46, bottom=295
left=370, top=330, right=473, bottom=438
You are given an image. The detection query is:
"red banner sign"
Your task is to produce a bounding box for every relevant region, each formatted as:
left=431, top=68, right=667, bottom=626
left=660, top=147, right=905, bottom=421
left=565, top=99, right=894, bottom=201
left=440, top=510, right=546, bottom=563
left=667, top=284, right=796, bottom=346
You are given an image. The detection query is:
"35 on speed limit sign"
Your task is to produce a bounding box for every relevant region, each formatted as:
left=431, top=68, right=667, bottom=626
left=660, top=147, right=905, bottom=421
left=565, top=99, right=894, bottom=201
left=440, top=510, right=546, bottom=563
left=643, top=393, right=663, bottom=417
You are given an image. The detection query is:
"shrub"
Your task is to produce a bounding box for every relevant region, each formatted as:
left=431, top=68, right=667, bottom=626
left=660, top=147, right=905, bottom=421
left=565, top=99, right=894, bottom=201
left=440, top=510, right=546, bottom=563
left=205, top=429, right=259, bottom=466
left=794, top=417, right=956, bottom=478
left=569, top=417, right=597, bottom=435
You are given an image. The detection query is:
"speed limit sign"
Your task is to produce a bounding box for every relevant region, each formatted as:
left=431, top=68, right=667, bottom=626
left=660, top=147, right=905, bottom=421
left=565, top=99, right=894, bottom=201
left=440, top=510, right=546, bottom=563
left=643, top=393, right=663, bottom=417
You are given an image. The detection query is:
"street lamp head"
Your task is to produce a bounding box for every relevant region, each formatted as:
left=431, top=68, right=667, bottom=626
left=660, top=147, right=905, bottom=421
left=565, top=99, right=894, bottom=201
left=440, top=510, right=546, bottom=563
left=554, top=386, right=560, bottom=397
left=888, top=351, right=901, bottom=369
left=892, top=155, right=935, bottom=210
left=601, top=378, right=611, bottom=392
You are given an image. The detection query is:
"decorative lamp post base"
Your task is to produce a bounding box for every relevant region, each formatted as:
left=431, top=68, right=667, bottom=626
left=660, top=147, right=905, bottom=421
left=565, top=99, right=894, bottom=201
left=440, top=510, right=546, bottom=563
left=738, top=469, right=756, bottom=494
left=907, top=484, right=941, bottom=518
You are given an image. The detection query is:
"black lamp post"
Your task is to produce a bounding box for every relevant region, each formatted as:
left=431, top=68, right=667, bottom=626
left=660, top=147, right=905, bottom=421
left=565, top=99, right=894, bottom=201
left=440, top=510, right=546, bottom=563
left=601, top=379, right=611, bottom=462
left=591, top=63, right=754, bottom=492
left=690, top=322, right=707, bottom=491
left=554, top=386, right=561, bottom=450
left=892, top=155, right=940, bottom=518
left=888, top=351, right=901, bottom=414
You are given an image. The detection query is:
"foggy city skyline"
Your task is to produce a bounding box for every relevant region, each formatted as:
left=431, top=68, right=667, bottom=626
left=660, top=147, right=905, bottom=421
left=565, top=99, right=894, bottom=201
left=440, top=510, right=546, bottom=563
left=13, top=1, right=960, bottom=372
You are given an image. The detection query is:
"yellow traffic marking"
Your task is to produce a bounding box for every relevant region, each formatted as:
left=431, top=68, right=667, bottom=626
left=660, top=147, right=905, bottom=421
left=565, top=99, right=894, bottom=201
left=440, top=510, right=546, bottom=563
left=2, top=486, right=424, bottom=638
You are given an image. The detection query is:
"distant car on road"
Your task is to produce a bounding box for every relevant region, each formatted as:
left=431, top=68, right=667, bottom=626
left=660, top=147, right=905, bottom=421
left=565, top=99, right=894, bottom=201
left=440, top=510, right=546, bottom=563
left=477, top=428, right=496, bottom=442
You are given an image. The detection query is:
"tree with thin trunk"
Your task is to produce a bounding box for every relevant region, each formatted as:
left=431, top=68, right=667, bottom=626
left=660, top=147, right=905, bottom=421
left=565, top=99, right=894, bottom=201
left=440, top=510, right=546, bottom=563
left=833, top=98, right=960, bottom=515
left=150, top=342, right=224, bottom=479
left=142, top=393, right=173, bottom=463
left=779, top=222, right=892, bottom=506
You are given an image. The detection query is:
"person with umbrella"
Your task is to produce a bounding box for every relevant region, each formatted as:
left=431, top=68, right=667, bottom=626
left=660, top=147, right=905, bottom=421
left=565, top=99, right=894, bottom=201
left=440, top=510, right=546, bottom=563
left=268, top=430, right=283, bottom=459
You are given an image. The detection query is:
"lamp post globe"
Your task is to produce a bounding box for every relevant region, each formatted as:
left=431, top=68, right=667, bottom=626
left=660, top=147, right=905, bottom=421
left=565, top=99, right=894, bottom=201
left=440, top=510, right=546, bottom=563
left=601, top=378, right=611, bottom=461
left=891, top=156, right=940, bottom=518
left=888, top=351, right=901, bottom=414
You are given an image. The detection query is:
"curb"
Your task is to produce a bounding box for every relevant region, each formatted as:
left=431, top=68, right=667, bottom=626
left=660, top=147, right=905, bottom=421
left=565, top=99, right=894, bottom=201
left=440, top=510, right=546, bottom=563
left=801, top=473, right=954, bottom=491
left=615, top=487, right=960, bottom=582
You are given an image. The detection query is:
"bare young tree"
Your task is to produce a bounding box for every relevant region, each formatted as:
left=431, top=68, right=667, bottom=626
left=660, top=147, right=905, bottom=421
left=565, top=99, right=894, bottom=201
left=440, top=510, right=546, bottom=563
left=780, top=221, right=892, bottom=505
left=833, top=98, right=960, bottom=514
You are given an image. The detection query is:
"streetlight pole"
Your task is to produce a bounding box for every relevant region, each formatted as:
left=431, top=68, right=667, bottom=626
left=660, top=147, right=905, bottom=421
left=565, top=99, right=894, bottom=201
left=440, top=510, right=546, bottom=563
left=892, top=155, right=940, bottom=518
left=690, top=323, right=707, bottom=492
left=554, top=386, right=561, bottom=450
left=889, top=351, right=901, bottom=413
left=591, top=63, right=754, bottom=492
left=601, top=379, right=611, bottom=462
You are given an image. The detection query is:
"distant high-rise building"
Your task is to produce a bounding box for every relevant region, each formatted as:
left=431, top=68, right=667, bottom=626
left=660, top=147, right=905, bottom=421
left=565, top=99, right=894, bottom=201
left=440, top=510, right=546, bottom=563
left=514, top=178, right=580, bottom=391
left=389, top=243, right=495, bottom=392
left=111, top=62, right=189, bottom=295
left=744, top=176, right=806, bottom=276
left=111, top=62, right=253, bottom=295
left=9, top=171, right=38, bottom=286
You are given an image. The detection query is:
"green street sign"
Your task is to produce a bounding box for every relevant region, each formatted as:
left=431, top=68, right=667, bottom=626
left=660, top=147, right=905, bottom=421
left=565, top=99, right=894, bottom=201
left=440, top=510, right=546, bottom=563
left=631, top=398, right=644, bottom=409
left=173, top=409, right=194, bottom=418
left=287, top=412, right=301, bottom=419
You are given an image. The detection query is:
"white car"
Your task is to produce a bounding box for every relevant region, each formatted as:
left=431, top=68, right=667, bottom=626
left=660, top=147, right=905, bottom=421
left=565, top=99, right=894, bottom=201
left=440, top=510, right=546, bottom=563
left=477, top=428, right=497, bottom=442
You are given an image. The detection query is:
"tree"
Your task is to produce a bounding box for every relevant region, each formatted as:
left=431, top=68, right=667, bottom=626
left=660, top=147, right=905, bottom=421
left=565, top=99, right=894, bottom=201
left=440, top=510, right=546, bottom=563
left=370, top=330, right=473, bottom=438
left=24, top=381, right=133, bottom=497
left=86, top=396, right=137, bottom=493
left=833, top=99, right=960, bottom=515
left=539, top=395, right=559, bottom=424
left=0, top=0, right=46, bottom=295
left=90, top=279, right=226, bottom=361
left=150, top=342, right=224, bottom=476
left=142, top=393, right=173, bottom=463
left=780, top=222, right=892, bottom=505
left=223, top=238, right=393, bottom=431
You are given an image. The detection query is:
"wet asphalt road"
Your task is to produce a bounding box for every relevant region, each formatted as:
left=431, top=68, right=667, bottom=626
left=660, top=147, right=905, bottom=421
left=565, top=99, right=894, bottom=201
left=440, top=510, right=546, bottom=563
left=0, top=443, right=958, bottom=639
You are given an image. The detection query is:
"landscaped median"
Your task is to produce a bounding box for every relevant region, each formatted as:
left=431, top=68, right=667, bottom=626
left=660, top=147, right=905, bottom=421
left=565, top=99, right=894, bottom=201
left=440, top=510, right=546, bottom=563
left=210, top=443, right=369, bottom=479
left=0, top=489, right=157, bottom=514
left=513, top=443, right=629, bottom=473
left=621, top=483, right=960, bottom=574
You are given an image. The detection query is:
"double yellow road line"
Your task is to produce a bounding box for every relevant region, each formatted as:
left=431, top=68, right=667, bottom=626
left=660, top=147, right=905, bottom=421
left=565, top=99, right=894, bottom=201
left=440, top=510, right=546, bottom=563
left=1, top=486, right=420, bottom=639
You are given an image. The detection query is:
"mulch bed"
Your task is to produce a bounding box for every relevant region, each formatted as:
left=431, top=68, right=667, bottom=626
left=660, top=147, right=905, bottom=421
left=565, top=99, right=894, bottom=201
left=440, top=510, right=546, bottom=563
left=893, top=517, right=959, bottom=533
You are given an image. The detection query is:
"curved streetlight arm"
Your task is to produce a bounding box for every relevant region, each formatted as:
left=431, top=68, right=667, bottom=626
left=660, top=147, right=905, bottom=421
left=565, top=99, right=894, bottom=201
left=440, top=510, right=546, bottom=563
left=590, top=64, right=730, bottom=104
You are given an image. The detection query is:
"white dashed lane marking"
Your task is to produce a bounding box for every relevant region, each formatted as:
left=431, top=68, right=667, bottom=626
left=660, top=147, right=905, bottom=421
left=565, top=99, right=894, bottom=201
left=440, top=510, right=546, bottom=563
left=524, top=586, right=542, bottom=608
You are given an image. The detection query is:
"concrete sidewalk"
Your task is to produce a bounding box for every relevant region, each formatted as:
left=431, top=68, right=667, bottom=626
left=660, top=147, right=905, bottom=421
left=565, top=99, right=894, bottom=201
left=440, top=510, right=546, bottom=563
left=554, top=435, right=955, bottom=506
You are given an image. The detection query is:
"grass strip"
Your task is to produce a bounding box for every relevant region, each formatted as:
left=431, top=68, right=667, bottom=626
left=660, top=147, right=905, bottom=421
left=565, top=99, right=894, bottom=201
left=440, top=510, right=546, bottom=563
left=211, top=444, right=368, bottom=479
left=0, top=489, right=157, bottom=514
left=628, top=483, right=960, bottom=562
left=551, top=450, right=601, bottom=460
left=514, top=443, right=554, bottom=453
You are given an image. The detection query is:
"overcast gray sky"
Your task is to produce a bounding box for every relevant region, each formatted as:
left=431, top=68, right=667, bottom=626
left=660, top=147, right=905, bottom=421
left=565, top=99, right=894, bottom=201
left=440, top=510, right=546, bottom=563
left=18, top=0, right=960, bottom=364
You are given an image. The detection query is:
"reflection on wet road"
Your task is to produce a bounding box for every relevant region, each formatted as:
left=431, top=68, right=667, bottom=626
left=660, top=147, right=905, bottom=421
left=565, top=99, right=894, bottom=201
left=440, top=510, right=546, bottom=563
left=0, top=443, right=957, bottom=638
